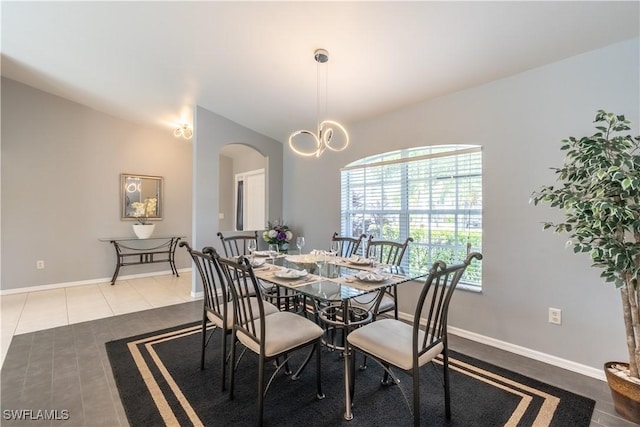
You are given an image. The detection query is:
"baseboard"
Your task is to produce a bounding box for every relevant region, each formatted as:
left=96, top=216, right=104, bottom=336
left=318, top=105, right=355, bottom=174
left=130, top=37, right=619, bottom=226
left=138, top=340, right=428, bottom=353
left=0, top=268, right=193, bottom=296
left=397, top=311, right=606, bottom=382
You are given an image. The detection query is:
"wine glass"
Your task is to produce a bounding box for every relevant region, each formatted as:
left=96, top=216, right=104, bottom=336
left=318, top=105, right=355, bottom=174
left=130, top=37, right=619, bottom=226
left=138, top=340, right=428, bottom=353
left=296, top=236, right=305, bottom=255
left=367, top=245, right=378, bottom=267
left=268, top=244, right=278, bottom=265
left=330, top=241, right=340, bottom=258
left=315, top=252, right=326, bottom=278
left=247, top=240, right=257, bottom=259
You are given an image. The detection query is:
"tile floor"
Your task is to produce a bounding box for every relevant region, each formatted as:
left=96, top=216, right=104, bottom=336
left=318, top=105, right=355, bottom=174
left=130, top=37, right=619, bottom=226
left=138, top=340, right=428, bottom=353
left=1, top=272, right=196, bottom=368
left=0, top=271, right=637, bottom=426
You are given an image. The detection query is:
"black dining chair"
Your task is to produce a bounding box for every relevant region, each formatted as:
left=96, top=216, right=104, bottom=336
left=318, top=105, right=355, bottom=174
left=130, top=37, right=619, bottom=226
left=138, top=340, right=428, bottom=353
left=347, top=252, right=483, bottom=426
left=217, top=230, right=259, bottom=257
left=180, top=242, right=278, bottom=392
left=352, top=236, right=414, bottom=320
left=218, top=254, right=325, bottom=426
left=331, top=232, right=367, bottom=257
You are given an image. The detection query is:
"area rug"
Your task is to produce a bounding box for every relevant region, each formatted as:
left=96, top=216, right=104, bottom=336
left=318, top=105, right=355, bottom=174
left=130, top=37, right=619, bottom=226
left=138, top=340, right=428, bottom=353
left=106, top=323, right=595, bottom=426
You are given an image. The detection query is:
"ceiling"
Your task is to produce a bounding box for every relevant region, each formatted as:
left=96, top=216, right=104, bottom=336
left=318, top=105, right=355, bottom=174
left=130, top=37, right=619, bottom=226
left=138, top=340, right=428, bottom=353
left=2, top=1, right=638, bottom=144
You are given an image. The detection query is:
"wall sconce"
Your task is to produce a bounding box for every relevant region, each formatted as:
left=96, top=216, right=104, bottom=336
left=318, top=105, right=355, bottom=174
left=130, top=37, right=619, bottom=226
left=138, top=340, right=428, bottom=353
left=174, top=124, right=193, bottom=140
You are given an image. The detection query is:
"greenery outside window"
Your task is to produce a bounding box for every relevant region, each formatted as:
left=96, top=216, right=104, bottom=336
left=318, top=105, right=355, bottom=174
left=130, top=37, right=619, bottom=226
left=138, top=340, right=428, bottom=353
left=340, top=145, right=483, bottom=288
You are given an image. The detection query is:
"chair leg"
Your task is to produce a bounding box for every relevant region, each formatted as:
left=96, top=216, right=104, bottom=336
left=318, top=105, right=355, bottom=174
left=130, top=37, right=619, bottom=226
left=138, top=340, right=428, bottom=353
left=413, top=366, right=421, bottom=427
left=316, top=342, right=325, bottom=399
left=443, top=347, right=451, bottom=419
left=258, top=354, right=265, bottom=427
left=381, top=363, right=393, bottom=386
left=200, top=312, right=207, bottom=370
left=292, top=346, right=315, bottom=380
left=393, top=285, right=399, bottom=320
left=349, top=347, right=357, bottom=402
left=229, top=329, right=237, bottom=400
left=220, top=330, right=227, bottom=392
left=360, top=354, right=368, bottom=371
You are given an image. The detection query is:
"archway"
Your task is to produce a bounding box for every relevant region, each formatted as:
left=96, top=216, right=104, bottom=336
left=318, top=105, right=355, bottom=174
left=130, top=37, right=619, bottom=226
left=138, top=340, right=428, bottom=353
left=219, top=144, right=267, bottom=231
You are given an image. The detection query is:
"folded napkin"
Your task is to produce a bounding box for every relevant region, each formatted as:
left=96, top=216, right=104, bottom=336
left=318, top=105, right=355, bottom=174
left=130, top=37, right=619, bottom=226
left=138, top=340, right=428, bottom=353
left=275, top=268, right=308, bottom=278
left=310, top=249, right=330, bottom=256
left=355, top=271, right=388, bottom=282
left=250, top=258, right=266, bottom=267
left=349, top=255, right=371, bottom=264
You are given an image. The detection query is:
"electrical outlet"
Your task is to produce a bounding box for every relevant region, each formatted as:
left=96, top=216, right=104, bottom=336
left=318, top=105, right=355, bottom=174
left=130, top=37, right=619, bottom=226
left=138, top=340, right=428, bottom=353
left=36, top=260, right=45, bottom=270
left=549, top=307, right=561, bottom=325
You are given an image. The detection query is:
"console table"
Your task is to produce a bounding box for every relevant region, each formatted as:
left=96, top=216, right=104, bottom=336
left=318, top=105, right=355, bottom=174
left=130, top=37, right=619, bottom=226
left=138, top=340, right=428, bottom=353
left=99, top=236, right=184, bottom=285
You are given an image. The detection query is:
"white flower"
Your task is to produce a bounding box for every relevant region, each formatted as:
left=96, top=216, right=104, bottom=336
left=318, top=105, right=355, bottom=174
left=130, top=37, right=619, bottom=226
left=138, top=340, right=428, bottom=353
left=285, top=231, right=293, bottom=240
left=130, top=197, right=157, bottom=224
left=268, top=230, right=278, bottom=238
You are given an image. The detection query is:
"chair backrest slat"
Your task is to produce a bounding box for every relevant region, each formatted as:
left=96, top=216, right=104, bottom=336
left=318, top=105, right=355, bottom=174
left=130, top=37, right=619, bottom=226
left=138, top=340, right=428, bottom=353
left=216, top=254, right=265, bottom=346
left=180, top=242, right=228, bottom=324
left=414, top=252, right=483, bottom=359
left=331, top=232, right=367, bottom=258
left=365, top=236, right=414, bottom=266
left=217, top=231, right=259, bottom=257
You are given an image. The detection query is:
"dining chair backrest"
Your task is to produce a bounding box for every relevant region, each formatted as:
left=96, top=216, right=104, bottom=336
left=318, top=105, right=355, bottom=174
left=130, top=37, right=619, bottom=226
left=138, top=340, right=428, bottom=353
left=217, top=231, right=259, bottom=257
left=414, top=252, right=482, bottom=360
left=331, top=232, right=367, bottom=257
left=180, top=242, right=229, bottom=327
left=365, top=236, right=414, bottom=266
left=216, top=254, right=266, bottom=348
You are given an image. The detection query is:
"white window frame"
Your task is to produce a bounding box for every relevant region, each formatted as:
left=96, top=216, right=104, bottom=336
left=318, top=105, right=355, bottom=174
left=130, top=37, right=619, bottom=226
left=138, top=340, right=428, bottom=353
left=340, top=145, right=482, bottom=289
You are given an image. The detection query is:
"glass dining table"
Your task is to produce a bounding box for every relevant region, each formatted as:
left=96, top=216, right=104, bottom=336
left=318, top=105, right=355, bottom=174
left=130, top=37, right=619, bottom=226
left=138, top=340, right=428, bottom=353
left=251, top=253, right=430, bottom=421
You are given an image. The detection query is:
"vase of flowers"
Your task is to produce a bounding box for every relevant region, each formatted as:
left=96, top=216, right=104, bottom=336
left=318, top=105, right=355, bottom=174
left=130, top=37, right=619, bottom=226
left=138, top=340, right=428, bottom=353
left=131, top=197, right=157, bottom=239
left=262, top=221, right=292, bottom=253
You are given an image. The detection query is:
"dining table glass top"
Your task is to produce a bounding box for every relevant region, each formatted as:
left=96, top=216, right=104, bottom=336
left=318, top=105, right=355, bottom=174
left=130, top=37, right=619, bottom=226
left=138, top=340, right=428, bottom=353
left=250, top=254, right=429, bottom=303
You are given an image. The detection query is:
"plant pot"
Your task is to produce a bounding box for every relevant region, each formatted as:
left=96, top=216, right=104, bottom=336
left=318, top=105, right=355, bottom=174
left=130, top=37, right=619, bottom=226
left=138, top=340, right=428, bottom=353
left=132, top=223, right=155, bottom=239
left=605, top=362, right=640, bottom=424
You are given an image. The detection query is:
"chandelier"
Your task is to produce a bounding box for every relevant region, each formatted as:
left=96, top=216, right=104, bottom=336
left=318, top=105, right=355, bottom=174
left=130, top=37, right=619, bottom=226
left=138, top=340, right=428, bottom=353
left=288, top=49, right=349, bottom=158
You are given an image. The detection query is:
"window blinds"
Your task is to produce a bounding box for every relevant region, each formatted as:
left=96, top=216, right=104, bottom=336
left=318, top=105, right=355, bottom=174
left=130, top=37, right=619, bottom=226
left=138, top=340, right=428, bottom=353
left=341, top=146, right=482, bottom=287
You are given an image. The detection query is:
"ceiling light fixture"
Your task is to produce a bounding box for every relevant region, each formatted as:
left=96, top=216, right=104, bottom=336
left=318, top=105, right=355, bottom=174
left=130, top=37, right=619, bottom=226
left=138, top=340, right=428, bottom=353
left=174, top=124, right=193, bottom=140
left=289, top=48, right=349, bottom=158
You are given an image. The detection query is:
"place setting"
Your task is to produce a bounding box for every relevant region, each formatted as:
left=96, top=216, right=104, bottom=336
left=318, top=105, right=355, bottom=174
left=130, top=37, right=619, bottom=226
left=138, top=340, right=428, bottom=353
left=266, top=266, right=321, bottom=287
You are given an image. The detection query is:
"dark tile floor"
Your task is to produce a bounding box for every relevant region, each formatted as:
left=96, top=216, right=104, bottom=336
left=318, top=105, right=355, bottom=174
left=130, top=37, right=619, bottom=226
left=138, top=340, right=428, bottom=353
left=0, top=301, right=636, bottom=426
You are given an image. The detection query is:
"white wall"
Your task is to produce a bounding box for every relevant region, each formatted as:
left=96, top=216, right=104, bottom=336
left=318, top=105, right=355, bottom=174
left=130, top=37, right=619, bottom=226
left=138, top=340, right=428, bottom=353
left=283, top=38, right=640, bottom=373
left=1, top=78, right=193, bottom=291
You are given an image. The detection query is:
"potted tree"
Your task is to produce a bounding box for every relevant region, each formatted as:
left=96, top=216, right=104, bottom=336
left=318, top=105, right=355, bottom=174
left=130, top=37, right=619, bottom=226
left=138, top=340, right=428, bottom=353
left=531, top=110, right=640, bottom=422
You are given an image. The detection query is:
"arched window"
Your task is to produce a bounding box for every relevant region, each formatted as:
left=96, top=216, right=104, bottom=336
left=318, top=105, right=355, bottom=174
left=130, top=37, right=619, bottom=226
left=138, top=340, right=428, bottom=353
left=340, top=145, right=482, bottom=288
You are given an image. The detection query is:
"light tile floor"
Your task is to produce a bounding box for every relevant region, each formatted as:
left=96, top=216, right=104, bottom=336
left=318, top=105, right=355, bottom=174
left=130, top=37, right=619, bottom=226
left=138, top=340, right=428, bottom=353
left=0, top=272, right=196, bottom=368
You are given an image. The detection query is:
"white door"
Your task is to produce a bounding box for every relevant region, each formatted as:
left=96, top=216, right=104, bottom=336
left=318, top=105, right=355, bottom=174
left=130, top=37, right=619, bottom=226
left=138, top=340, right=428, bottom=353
left=235, top=169, right=266, bottom=231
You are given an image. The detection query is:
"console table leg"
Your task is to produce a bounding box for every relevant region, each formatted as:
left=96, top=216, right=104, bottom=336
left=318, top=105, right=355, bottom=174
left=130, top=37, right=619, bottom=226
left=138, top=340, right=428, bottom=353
left=110, top=263, right=120, bottom=286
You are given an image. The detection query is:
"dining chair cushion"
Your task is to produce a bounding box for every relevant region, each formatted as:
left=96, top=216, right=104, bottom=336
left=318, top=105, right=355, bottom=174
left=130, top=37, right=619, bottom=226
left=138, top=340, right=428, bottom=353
left=207, top=298, right=279, bottom=329
left=347, top=318, right=444, bottom=371
left=237, top=312, right=323, bottom=358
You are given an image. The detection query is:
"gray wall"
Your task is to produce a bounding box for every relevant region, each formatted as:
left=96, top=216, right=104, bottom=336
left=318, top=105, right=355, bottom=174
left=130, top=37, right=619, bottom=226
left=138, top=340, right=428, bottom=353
left=283, top=38, right=640, bottom=374
left=191, top=105, right=283, bottom=292
left=218, top=154, right=234, bottom=231
left=1, top=78, right=192, bottom=291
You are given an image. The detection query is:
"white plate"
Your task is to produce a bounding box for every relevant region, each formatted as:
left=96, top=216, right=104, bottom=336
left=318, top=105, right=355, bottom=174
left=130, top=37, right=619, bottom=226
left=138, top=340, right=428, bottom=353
left=274, top=269, right=308, bottom=279
left=349, top=256, right=371, bottom=265
left=253, top=251, right=271, bottom=257
left=354, top=272, right=389, bottom=283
